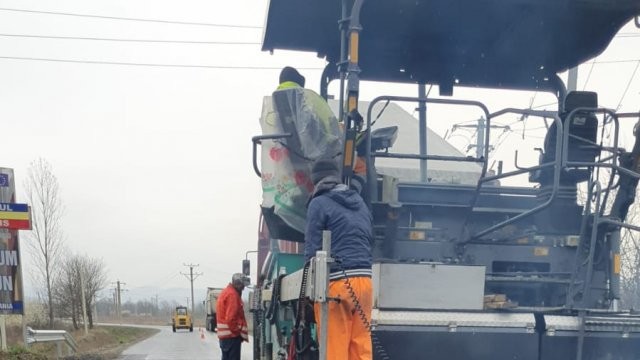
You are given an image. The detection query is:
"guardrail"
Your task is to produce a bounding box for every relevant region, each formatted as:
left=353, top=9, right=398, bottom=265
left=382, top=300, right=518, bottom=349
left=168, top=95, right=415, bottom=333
left=26, top=327, right=78, bottom=358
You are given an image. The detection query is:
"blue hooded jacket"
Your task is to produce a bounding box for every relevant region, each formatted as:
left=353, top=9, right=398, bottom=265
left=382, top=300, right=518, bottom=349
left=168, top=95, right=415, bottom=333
left=304, top=184, right=373, bottom=280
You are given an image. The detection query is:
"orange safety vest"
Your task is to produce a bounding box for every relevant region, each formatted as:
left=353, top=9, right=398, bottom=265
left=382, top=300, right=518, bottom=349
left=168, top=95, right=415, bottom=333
left=216, top=284, right=249, bottom=341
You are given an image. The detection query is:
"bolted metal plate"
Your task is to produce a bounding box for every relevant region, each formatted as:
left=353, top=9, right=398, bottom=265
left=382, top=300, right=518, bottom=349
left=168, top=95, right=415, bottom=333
left=373, top=262, right=485, bottom=310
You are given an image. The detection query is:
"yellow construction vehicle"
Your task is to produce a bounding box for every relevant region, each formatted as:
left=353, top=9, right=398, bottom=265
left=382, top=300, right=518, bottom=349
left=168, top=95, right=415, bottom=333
left=171, top=306, right=193, bottom=333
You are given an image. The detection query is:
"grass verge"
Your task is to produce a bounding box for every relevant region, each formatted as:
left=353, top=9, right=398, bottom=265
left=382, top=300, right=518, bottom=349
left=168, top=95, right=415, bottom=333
left=0, top=326, right=159, bottom=360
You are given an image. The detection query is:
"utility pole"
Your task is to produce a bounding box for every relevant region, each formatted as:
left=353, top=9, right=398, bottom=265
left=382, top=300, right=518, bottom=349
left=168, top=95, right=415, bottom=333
left=154, top=294, right=159, bottom=317
left=181, top=264, right=202, bottom=316
left=113, top=288, right=117, bottom=316
left=112, top=280, right=126, bottom=323
left=453, top=118, right=511, bottom=158
left=80, top=271, right=89, bottom=335
left=93, top=294, right=98, bottom=323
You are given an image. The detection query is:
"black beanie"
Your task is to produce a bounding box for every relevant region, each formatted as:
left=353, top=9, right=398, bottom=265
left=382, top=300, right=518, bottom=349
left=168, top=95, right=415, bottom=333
left=311, top=159, right=340, bottom=185
left=279, top=66, right=306, bottom=87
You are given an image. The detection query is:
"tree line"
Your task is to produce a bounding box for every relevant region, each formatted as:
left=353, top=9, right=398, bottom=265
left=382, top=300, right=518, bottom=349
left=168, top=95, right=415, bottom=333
left=24, top=158, right=108, bottom=330
left=96, top=297, right=206, bottom=319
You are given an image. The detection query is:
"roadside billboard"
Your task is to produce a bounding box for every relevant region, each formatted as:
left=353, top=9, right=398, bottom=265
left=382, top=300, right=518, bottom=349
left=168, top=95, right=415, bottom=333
left=0, top=168, right=24, bottom=314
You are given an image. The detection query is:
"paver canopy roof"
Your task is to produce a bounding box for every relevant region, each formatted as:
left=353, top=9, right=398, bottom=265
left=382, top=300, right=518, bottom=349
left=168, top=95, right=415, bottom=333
left=262, top=0, right=640, bottom=91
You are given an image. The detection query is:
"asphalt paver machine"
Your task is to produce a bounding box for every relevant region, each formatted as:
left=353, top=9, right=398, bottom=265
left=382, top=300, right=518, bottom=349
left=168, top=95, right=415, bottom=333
left=250, top=1, right=640, bottom=359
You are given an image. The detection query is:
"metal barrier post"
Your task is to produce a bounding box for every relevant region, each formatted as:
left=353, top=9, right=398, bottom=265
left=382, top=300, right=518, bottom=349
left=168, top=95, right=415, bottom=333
left=0, top=316, right=7, bottom=351
left=26, top=327, right=78, bottom=356
left=316, top=230, right=332, bottom=360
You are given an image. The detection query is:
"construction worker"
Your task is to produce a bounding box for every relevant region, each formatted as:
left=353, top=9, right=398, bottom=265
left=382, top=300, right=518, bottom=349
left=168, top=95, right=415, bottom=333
left=275, top=65, right=366, bottom=188
left=216, top=273, right=248, bottom=360
left=277, top=66, right=367, bottom=182
left=275, top=66, right=342, bottom=159
left=269, top=67, right=344, bottom=232
left=305, top=158, right=373, bottom=360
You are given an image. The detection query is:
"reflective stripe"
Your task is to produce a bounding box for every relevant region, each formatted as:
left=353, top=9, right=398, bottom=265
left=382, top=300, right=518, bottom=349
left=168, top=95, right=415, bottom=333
left=217, top=323, right=230, bottom=329
left=330, top=268, right=372, bottom=281
left=217, top=330, right=232, bottom=336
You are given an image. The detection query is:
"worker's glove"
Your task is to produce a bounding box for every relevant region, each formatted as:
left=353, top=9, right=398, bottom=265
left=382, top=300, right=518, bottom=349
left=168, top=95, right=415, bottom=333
left=348, top=109, right=364, bottom=130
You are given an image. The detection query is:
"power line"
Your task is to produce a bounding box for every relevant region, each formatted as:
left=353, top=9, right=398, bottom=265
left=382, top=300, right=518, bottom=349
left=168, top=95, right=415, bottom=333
left=616, top=33, right=640, bottom=38
left=0, top=33, right=261, bottom=45
left=582, top=58, right=597, bottom=90
left=0, top=7, right=262, bottom=29
left=7, top=54, right=631, bottom=71
left=614, top=60, right=640, bottom=111
left=0, top=55, right=324, bottom=70
left=594, top=59, right=640, bottom=64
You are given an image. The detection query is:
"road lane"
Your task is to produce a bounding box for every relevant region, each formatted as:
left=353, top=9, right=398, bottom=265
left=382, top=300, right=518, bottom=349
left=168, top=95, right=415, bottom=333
left=117, top=326, right=252, bottom=360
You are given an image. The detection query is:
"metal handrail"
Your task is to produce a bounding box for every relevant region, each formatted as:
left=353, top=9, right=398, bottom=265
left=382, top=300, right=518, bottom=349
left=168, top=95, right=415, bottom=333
left=26, top=327, right=77, bottom=357
left=576, top=181, right=603, bottom=360
left=251, top=133, right=292, bottom=177
left=469, top=110, right=564, bottom=240
left=365, top=95, right=492, bottom=210
left=561, top=107, right=620, bottom=213
left=372, top=152, right=483, bottom=163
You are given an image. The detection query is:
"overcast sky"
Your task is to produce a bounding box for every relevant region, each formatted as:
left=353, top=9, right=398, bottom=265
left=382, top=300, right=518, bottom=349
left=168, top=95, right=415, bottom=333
left=0, top=0, right=638, bottom=304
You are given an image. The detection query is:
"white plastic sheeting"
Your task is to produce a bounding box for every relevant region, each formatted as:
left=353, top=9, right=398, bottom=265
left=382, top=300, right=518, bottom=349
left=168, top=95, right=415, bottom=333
left=259, top=88, right=342, bottom=232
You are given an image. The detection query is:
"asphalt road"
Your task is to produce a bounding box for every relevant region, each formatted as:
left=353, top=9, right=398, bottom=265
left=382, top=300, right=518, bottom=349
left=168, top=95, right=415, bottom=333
left=117, top=326, right=253, bottom=360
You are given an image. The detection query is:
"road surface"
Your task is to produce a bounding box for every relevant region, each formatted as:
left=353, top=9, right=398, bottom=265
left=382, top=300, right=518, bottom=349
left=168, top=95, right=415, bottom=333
left=117, top=326, right=253, bottom=360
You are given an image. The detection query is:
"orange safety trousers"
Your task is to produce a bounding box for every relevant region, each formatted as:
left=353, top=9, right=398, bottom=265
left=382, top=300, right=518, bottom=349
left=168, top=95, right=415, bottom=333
left=314, top=276, right=373, bottom=360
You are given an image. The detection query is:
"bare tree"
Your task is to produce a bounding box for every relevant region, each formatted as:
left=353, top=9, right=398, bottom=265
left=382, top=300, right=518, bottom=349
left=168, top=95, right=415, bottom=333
left=84, top=256, right=109, bottom=327
left=53, top=254, right=108, bottom=329
left=96, top=296, right=117, bottom=318
left=53, top=256, right=79, bottom=329
left=621, top=209, right=640, bottom=309
left=24, top=158, right=65, bottom=328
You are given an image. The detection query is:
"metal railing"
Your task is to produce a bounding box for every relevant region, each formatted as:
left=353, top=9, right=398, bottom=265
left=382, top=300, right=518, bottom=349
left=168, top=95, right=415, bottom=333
left=26, top=327, right=78, bottom=358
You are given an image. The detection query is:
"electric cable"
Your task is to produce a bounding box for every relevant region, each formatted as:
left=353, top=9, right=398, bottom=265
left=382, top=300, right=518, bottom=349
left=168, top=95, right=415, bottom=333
left=582, top=59, right=597, bottom=90
left=616, top=33, right=640, bottom=38
left=0, top=33, right=261, bottom=45
left=0, top=55, right=324, bottom=70
left=596, top=59, right=640, bottom=64
left=614, top=60, right=640, bottom=111
left=0, top=7, right=262, bottom=28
